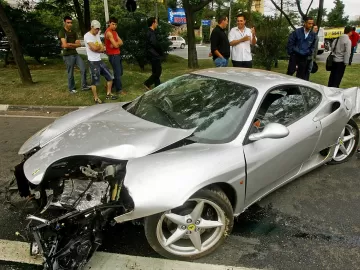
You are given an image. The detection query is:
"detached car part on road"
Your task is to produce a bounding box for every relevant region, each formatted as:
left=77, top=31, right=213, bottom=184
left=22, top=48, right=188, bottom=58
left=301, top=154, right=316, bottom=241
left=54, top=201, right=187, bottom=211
left=13, top=68, right=360, bottom=269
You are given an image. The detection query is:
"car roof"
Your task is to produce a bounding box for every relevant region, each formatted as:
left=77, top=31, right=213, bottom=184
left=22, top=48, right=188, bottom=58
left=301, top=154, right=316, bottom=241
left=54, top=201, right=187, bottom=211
left=191, top=68, right=322, bottom=93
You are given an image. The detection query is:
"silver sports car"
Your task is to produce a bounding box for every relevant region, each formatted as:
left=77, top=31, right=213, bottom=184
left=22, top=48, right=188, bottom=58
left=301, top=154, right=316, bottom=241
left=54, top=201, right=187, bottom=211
left=13, top=68, right=360, bottom=268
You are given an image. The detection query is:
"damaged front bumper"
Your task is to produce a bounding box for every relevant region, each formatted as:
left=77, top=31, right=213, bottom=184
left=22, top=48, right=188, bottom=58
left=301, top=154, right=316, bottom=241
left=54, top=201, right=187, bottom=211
left=26, top=202, right=131, bottom=270
left=12, top=156, right=135, bottom=270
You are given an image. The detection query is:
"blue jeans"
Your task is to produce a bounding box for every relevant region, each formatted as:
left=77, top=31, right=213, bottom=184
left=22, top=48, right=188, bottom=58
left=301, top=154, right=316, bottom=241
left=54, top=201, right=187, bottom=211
left=214, top=57, right=228, bottom=67
left=214, top=57, right=229, bottom=67
left=63, top=54, right=87, bottom=91
left=89, top=61, right=114, bottom=86
left=108, top=54, right=123, bottom=92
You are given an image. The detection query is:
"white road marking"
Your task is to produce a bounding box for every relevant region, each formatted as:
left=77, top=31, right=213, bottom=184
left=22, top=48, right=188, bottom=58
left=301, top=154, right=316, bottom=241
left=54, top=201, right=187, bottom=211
left=0, top=115, right=58, bottom=119
left=0, top=104, right=9, bottom=111
left=0, top=239, right=259, bottom=270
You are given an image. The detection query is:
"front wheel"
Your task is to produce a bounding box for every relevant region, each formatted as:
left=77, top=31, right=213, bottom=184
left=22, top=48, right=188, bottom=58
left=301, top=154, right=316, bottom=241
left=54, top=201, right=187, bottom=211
left=180, top=43, right=185, bottom=49
left=328, top=119, right=359, bottom=165
left=144, top=188, right=233, bottom=260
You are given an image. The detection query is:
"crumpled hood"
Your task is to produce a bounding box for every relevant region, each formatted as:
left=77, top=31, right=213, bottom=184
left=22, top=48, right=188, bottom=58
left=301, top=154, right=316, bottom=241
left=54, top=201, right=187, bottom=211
left=22, top=103, right=194, bottom=185
left=19, top=103, right=121, bottom=154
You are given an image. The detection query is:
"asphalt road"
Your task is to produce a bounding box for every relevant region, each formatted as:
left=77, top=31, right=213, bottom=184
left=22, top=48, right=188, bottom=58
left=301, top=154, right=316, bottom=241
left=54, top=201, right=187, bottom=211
left=1, top=116, right=360, bottom=269
left=169, top=45, right=211, bottom=60
left=78, top=44, right=360, bottom=64
left=169, top=45, right=360, bottom=64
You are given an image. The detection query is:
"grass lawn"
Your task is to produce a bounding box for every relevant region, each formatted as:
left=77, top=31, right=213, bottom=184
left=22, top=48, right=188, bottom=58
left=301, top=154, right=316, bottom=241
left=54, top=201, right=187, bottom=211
left=0, top=55, right=359, bottom=106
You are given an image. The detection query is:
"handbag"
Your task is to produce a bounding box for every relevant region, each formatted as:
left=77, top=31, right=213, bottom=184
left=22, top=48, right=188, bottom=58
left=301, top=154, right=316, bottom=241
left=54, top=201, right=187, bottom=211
left=326, top=38, right=339, bottom=71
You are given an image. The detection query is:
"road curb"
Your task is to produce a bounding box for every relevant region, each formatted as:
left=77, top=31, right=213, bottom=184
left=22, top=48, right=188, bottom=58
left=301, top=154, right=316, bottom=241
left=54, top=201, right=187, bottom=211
left=0, top=239, right=260, bottom=270
left=0, top=104, right=85, bottom=113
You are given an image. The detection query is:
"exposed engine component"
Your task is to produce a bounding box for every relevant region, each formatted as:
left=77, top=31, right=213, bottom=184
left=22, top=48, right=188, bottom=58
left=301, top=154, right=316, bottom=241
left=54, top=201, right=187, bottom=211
left=59, top=180, right=109, bottom=211
left=28, top=203, right=125, bottom=270
left=16, top=159, right=134, bottom=270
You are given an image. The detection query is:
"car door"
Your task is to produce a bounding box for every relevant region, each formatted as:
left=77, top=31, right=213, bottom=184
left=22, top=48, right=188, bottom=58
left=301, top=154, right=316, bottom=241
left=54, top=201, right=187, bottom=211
left=170, top=36, right=176, bottom=47
left=177, top=36, right=184, bottom=46
left=305, top=85, right=350, bottom=152
left=243, top=85, right=321, bottom=207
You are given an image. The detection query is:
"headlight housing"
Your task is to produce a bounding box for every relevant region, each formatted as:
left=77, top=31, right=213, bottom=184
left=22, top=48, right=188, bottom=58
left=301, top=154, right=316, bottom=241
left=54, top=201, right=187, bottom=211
left=18, top=125, right=49, bottom=155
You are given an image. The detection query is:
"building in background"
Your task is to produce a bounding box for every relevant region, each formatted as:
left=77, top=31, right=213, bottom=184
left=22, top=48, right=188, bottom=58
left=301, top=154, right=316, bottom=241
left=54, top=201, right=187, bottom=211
left=252, top=0, right=264, bottom=14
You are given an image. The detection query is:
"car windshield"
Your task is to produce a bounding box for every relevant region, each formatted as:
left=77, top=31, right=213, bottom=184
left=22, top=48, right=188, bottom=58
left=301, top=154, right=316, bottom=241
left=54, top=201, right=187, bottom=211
left=125, top=74, right=257, bottom=143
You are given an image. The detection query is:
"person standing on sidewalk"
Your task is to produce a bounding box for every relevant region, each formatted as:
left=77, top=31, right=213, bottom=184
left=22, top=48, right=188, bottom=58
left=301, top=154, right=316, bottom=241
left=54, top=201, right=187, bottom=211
left=210, top=16, right=230, bottom=67
left=328, top=26, right=352, bottom=88
left=105, top=17, right=125, bottom=95
left=349, top=27, right=359, bottom=65
left=286, top=16, right=316, bottom=80
left=228, top=14, right=256, bottom=68
left=84, top=20, right=118, bottom=104
left=144, top=17, right=163, bottom=90
left=58, top=16, right=90, bottom=93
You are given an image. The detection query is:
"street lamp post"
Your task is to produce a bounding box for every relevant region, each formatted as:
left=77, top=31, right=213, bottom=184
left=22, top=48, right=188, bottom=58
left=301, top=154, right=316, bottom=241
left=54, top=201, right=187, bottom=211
left=104, top=0, right=109, bottom=26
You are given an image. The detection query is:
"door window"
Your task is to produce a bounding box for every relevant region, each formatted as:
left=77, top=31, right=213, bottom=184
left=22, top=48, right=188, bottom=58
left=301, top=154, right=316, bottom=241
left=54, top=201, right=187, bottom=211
left=256, top=86, right=308, bottom=127
left=299, top=86, right=322, bottom=112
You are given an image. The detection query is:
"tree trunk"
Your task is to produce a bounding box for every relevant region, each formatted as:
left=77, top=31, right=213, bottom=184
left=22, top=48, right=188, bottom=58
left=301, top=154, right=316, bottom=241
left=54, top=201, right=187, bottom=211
left=270, top=0, right=296, bottom=30
left=0, top=4, right=32, bottom=84
left=246, top=0, right=253, bottom=24
left=73, top=0, right=86, bottom=36
left=184, top=3, right=198, bottom=68
left=317, top=0, right=324, bottom=28
left=83, top=0, right=91, bottom=32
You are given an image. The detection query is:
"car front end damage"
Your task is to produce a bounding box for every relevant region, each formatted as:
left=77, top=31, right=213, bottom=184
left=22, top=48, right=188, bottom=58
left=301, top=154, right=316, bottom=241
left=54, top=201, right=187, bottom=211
left=13, top=149, right=134, bottom=270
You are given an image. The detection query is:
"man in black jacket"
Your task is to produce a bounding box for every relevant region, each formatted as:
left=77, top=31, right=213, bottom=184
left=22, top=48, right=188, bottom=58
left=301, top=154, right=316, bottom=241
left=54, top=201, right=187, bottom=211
left=144, top=17, right=163, bottom=90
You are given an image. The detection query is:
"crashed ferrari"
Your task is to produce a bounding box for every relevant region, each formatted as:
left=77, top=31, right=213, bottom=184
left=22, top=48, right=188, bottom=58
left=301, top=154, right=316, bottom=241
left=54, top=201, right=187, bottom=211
left=13, top=68, right=360, bottom=269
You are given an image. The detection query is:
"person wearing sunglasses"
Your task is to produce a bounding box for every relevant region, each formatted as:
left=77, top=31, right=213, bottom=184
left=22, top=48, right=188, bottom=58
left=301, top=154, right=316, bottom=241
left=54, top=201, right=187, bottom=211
left=84, top=20, right=118, bottom=104
left=58, top=16, right=90, bottom=93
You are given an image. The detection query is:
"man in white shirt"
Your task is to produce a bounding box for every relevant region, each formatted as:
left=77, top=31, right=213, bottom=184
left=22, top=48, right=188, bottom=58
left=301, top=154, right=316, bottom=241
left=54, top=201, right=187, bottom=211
left=228, top=14, right=256, bottom=68
left=84, top=20, right=117, bottom=104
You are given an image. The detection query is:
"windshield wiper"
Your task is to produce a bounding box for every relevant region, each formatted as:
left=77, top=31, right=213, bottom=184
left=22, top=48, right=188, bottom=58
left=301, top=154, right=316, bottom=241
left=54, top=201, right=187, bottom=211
left=153, top=105, right=182, bottom=129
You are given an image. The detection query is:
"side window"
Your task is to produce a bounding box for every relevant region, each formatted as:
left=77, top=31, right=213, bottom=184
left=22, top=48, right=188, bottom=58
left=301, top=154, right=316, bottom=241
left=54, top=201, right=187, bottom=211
left=299, top=86, right=322, bottom=111
left=171, top=37, right=176, bottom=41
left=177, top=37, right=182, bottom=41
left=258, top=87, right=307, bottom=127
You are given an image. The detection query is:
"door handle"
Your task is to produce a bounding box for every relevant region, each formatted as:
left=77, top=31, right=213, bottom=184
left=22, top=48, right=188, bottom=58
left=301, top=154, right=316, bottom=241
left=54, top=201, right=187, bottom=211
left=313, top=101, right=341, bottom=122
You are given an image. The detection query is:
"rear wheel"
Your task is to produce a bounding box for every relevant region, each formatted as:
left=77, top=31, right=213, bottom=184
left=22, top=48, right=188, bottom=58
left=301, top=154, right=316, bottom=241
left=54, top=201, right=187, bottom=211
left=328, top=119, right=359, bottom=164
left=180, top=43, right=185, bottom=49
left=144, top=188, right=233, bottom=260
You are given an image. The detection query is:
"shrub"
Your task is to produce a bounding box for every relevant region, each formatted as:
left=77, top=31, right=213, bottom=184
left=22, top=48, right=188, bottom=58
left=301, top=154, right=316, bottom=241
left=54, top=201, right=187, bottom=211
left=116, top=12, right=172, bottom=70
left=202, top=25, right=210, bottom=44
left=252, top=16, right=289, bottom=70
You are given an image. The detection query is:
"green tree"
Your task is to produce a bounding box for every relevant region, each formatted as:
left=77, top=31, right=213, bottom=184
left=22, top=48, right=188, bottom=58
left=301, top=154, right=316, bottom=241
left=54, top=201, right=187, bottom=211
left=326, top=0, right=348, bottom=27
left=307, top=7, right=327, bottom=24
left=0, top=2, right=33, bottom=84
left=182, top=0, right=213, bottom=69
left=2, top=4, right=61, bottom=63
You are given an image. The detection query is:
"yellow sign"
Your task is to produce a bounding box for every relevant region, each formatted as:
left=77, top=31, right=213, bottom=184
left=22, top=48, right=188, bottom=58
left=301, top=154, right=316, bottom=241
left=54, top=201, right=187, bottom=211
left=324, top=28, right=344, bottom=39
left=187, top=224, right=196, bottom=231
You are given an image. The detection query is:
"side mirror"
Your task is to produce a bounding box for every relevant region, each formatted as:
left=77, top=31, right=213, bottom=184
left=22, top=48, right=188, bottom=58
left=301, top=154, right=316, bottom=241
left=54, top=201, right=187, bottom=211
left=249, top=123, right=289, bottom=141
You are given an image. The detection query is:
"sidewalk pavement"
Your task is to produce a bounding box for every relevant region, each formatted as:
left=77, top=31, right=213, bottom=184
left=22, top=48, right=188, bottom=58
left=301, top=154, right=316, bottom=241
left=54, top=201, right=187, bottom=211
left=0, top=104, right=84, bottom=117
